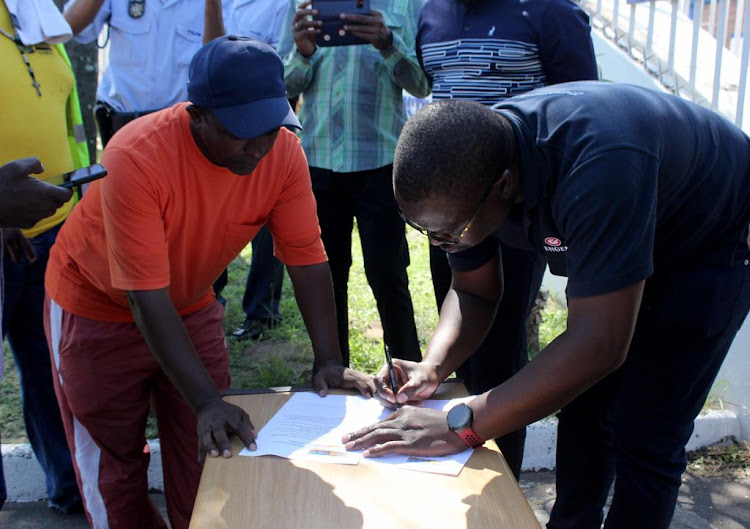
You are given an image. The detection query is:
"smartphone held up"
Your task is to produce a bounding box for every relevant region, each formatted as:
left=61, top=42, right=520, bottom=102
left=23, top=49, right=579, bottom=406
left=313, top=0, right=371, bottom=47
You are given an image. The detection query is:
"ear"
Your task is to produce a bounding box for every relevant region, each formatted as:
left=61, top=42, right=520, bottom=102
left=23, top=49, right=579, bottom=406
left=495, top=168, right=515, bottom=201
left=186, top=104, right=207, bottom=126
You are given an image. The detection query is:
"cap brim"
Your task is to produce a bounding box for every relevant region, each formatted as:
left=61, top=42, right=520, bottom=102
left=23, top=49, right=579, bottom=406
left=211, top=96, right=302, bottom=139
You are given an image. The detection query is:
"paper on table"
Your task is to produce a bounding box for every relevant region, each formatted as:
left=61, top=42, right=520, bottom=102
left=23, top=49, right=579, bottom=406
left=239, top=392, right=477, bottom=476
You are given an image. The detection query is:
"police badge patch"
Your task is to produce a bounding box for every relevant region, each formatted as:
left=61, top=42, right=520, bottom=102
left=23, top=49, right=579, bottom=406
left=129, top=0, right=146, bottom=18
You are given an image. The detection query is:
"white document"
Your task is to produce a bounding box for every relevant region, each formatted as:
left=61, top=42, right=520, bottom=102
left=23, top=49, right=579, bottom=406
left=239, top=392, right=477, bottom=476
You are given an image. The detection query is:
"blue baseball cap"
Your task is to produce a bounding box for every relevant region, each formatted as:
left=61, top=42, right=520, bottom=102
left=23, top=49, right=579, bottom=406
left=187, top=35, right=301, bottom=139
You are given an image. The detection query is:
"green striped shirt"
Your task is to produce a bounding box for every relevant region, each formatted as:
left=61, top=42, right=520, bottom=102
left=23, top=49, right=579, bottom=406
left=278, top=0, right=430, bottom=173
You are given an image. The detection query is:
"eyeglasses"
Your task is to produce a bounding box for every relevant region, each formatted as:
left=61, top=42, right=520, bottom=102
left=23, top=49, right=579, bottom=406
left=399, top=177, right=497, bottom=245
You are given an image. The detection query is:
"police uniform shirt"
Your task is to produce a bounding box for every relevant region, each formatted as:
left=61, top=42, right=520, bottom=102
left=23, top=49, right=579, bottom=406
left=448, top=82, right=750, bottom=301
left=67, top=0, right=231, bottom=112
left=225, top=0, right=288, bottom=49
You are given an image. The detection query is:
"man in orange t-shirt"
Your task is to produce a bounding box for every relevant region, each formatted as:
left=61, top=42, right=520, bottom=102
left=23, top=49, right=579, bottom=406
left=43, top=36, right=375, bottom=529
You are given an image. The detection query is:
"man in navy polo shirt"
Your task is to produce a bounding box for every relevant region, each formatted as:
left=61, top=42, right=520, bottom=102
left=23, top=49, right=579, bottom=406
left=415, top=0, right=599, bottom=480
left=343, top=81, right=750, bottom=529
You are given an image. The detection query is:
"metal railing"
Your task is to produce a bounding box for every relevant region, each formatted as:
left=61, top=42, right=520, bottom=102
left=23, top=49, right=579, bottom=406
left=578, top=0, right=750, bottom=131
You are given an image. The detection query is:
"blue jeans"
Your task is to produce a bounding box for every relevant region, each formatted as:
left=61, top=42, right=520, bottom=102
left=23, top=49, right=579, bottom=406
left=1, top=222, right=80, bottom=510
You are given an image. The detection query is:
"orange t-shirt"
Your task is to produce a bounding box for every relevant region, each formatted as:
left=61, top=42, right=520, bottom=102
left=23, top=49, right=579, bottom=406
left=46, top=103, right=326, bottom=322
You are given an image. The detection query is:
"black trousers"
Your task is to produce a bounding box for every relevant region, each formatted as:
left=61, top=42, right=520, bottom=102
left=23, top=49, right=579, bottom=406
left=310, top=165, right=421, bottom=366
left=548, top=238, right=750, bottom=529
left=431, top=242, right=546, bottom=480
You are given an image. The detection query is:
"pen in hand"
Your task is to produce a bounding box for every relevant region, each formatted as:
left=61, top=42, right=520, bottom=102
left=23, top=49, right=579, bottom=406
left=384, top=344, right=401, bottom=409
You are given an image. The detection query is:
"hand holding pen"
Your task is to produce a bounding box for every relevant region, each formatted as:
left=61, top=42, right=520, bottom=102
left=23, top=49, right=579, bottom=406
left=375, top=353, right=442, bottom=409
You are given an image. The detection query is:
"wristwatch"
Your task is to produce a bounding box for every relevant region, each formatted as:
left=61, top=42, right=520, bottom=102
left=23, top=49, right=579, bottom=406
left=446, top=403, right=483, bottom=448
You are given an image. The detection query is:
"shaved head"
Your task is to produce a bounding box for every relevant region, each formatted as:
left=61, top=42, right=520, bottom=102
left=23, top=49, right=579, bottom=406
left=393, top=100, right=516, bottom=207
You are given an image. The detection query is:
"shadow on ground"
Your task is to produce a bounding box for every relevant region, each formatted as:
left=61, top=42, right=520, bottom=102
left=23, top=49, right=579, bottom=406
left=1, top=470, right=748, bottom=528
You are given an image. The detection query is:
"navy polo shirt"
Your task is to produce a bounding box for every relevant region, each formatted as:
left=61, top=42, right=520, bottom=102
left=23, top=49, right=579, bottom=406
left=416, top=0, right=599, bottom=105
left=448, top=82, right=750, bottom=298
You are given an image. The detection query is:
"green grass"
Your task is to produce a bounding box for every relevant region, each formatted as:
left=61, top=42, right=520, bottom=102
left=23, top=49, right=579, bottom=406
left=538, top=297, right=567, bottom=353
left=1, top=225, right=568, bottom=442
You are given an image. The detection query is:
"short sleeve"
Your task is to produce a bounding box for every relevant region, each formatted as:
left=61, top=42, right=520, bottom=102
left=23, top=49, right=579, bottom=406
left=266, top=136, right=327, bottom=266
left=539, top=0, right=599, bottom=83
left=66, top=0, right=111, bottom=44
left=99, top=147, right=170, bottom=291
left=557, top=148, right=658, bottom=298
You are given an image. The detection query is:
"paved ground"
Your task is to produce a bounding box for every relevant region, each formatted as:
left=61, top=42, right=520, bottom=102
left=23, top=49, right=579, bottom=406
left=1, top=470, right=747, bottom=528
left=522, top=471, right=750, bottom=529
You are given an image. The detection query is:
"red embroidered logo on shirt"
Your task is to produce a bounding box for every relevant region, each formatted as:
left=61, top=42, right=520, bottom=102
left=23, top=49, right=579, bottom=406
left=544, top=236, right=568, bottom=252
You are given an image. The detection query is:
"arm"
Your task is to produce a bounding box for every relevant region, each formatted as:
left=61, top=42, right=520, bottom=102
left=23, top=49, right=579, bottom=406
left=203, top=0, right=226, bottom=44
left=539, top=0, right=599, bottom=83
left=126, top=288, right=256, bottom=460
left=344, top=281, right=643, bottom=457
left=373, top=249, right=502, bottom=406
left=287, top=262, right=376, bottom=397
left=63, top=0, right=106, bottom=35
left=421, top=254, right=503, bottom=381
left=280, top=0, right=319, bottom=98
left=414, top=7, right=433, bottom=90
left=469, top=281, right=643, bottom=441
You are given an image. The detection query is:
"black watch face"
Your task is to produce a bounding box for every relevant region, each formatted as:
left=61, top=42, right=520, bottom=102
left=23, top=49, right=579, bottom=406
left=447, top=403, right=472, bottom=430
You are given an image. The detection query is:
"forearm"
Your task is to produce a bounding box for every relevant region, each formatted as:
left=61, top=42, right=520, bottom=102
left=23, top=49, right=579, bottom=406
left=286, top=262, right=344, bottom=366
left=381, top=40, right=431, bottom=98
left=203, top=0, right=225, bottom=44
left=469, top=327, right=621, bottom=441
left=63, top=0, right=105, bottom=34
left=422, top=286, right=499, bottom=380
left=468, top=282, right=644, bottom=441
left=127, top=289, right=222, bottom=413
left=283, top=52, right=315, bottom=99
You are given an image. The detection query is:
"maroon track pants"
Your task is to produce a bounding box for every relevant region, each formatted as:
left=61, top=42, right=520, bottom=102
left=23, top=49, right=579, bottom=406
left=44, top=297, right=230, bottom=529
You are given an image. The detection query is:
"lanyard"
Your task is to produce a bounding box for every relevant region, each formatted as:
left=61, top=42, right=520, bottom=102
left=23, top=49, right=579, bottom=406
left=0, top=27, right=42, bottom=97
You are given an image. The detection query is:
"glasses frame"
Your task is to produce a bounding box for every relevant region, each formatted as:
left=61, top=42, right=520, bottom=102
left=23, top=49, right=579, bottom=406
left=399, top=176, right=498, bottom=245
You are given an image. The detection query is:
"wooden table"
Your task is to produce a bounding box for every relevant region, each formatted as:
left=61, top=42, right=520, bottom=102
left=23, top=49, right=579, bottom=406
left=190, top=383, right=541, bottom=529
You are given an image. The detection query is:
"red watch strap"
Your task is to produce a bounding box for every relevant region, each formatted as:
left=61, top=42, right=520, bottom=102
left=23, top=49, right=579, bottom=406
left=457, top=427, right=483, bottom=448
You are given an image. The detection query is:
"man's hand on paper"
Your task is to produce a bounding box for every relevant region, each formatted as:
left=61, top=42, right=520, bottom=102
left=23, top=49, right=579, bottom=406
left=341, top=406, right=467, bottom=457
left=374, top=359, right=441, bottom=409
left=197, top=399, right=257, bottom=463
left=313, top=361, right=377, bottom=398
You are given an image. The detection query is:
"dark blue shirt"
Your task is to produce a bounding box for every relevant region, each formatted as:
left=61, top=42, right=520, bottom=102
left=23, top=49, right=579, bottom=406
left=448, top=82, right=750, bottom=298
left=416, top=0, right=599, bottom=105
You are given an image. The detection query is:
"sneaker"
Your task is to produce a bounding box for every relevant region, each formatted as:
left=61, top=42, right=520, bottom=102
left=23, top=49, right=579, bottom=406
left=232, top=318, right=271, bottom=341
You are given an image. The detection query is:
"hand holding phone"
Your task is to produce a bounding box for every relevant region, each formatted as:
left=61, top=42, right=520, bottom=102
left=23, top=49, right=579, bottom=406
left=0, top=157, right=73, bottom=229
left=292, top=0, right=319, bottom=57
left=59, top=164, right=107, bottom=189
left=339, top=8, right=392, bottom=50
left=312, top=0, right=371, bottom=47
